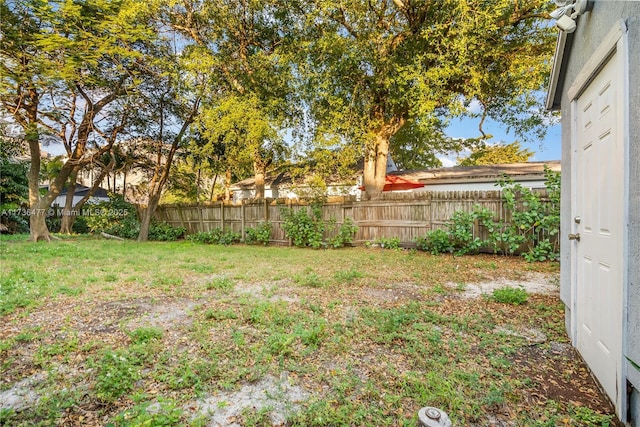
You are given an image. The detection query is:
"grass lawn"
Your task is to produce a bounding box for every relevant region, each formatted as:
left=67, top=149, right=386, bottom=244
left=0, top=236, right=620, bottom=426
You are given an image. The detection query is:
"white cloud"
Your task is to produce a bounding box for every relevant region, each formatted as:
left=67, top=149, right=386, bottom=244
left=437, top=155, right=457, bottom=168
left=466, top=99, right=484, bottom=115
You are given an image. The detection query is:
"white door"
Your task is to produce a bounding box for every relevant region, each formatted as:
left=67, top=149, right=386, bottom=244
left=573, top=51, right=624, bottom=409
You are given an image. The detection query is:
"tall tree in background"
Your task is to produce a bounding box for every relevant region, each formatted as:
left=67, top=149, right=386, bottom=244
left=457, top=141, right=534, bottom=166
left=165, top=0, right=300, bottom=200
left=300, top=0, right=555, bottom=198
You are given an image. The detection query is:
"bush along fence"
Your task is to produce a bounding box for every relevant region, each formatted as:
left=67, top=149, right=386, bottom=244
left=152, top=168, right=560, bottom=260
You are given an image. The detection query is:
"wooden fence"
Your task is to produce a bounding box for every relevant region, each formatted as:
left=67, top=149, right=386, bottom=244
left=154, top=190, right=549, bottom=247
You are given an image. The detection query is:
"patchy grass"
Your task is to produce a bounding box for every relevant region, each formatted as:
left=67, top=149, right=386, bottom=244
left=0, top=237, right=620, bottom=426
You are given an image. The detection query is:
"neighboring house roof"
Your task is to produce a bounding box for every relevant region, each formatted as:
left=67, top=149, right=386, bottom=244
left=59, top=184, right=109, bottom=199
left=230, top=169, right=359, bottom=191
left=391, top=161, right=561, bottom=185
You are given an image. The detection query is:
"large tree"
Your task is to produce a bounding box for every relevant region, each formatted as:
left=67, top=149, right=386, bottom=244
left=300, top=0, right=555, bottom=198
left=0, top=0, right=159, bottom=240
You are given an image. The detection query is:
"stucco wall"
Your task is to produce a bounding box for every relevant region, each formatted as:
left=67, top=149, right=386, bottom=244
left=558, top=2, right=640, bottom=424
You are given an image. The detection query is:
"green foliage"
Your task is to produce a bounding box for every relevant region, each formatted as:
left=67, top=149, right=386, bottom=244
left=279, top=206, right=357, bottom=250
left=448, top=211, right=483, bottom=255
left=415, top=229, right=453, bottom=255
left=0, top=153, right=30, bottom=233
left=281, top=206, right=325, bottom=248
left=415, top=168, right=561, bottom=261
left=93, top=349, right=140, bottom=402
left=496, top=167, right=561, bottom=261
left=457, top=141, right=534, bottom=166
left=85, top=194, right=139, bottom=239
left=328, top=217, right=358, bottom=248
left=206, top=276, right=235, bottom=292
left=186, top=228, right=241, bottom=245
left=369, top=236, right=400, bottom=250
left=245, top=221, right=272, bottom=246
left=490, top=286, right=529, bottom=305
left=148, top=221, right=186, bottom=241
left=333, top=268, right=364, bottom=284
left=0, top=158, right=28, bottom=209
left=127, top=327, right=163, bottom=345
left=111, top=399, right=184, bottom=427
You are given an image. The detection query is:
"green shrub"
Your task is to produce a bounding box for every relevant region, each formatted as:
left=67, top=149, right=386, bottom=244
left=328, top=217, right=358, bottom=248
left=85, top=194, right=139, bottom=239
left=186, top=228, right=240, bottom=245
left=490, top=286, right=528, bottom=305
left=413, top=168, right=561, bottom=262
left=281, top=206, right=325, bottom=248
left=414, top=229, right=452, bottom=255
left=448, top=210, right=482, bottom=255
left=369, top=236, right=400, bottom=249
left=148, top=221, right=185, bottom=241
left=245, top=221, right=272, bottom=245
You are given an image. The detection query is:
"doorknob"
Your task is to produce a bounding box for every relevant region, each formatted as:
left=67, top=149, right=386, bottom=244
left=568, top=233, right=581, bottom=241
left=574, top=216, right=581, bottom=224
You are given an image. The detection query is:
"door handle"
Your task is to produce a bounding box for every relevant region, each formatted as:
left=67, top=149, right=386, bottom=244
left=568, top=233, right=581, bottom=241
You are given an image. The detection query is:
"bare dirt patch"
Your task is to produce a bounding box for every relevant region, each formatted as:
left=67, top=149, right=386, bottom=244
left=194, top=372, right=309, bottom=426
left=455, top=272, right=559, bottom=299
left=511, top=344, right=624, bottom=426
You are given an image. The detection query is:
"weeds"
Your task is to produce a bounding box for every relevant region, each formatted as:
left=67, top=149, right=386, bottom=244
left=206, top=276, right=235, bottom=291
left=490, top=286, right=529, bottom=305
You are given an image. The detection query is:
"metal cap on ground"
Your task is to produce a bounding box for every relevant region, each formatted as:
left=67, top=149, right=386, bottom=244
left=417, top=407, right=452, bottom=427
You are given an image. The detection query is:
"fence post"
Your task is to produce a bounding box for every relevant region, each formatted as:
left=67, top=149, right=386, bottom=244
left=198, top=204, right=204, bottom=232
left=264, top=198, right=269, bottom=222
left=177, top=205, right=186, bottom=231
left=241, top=199, right=245, bottom=239
left=220, top=200, right=224, bottom=230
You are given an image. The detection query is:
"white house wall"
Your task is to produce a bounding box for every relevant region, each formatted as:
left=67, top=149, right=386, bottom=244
left=558, top=3, right=639, bottom=424
left=414, top=180, right=548, bottom=192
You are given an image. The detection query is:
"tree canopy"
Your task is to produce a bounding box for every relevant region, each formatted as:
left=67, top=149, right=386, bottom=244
left=299, top=0, right=554, bottom=196
left=457, top=141, right=535, bottom=166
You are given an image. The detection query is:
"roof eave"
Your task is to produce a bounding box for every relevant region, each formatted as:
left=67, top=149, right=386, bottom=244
left=545, top=30, right=569, bottom=111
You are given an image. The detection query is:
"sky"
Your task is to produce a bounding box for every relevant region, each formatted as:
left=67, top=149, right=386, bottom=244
left=439, top=116, right=562, bottom=167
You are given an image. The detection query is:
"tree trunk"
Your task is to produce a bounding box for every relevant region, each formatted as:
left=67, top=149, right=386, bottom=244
left=224, top=168, right=232, bottom=202
left=138, top=192, right=161, bottom=242
left=196, top=167, right=201, bottom=202
left=362, top=117, right=406, bottom=200
left=373, top=134, right=390, bottom=196
left=210, top=173, right=218, bottom=201
left=254, top=160, right=265, bottom=200
left=122, top=171, right=127, bottom=197
left=26, top=122, right=51, bottom=242
left=362, top=145, right=377, bottom=201
left=137, top=97, right=199, bottom=242
left=59, top=167, right=80, bottom=234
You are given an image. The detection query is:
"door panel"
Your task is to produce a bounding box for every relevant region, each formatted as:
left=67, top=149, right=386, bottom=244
left=574, top=52, right=623, bottom=406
